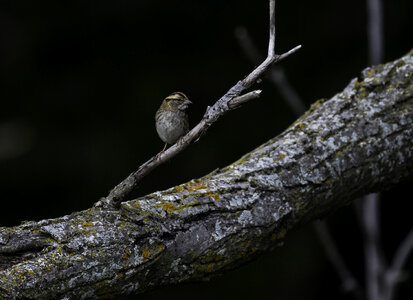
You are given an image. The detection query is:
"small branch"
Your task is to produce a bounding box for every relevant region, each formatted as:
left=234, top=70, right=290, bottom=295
left=235, top=26, right=306, bottom=115
left=97, top=0, right=301, bottom=208
left=276, top=45, right=302, bottom=62
left=268, top=0, right=276, bottom=57
left=358, top=193, right=386, bottom=300
left=228, top=90, right=262, bottom=110
left=241, top=0, right=300, bottom=88
left=367, top=0, right=384, bottom=65
left=314, top=221, right=363, bottom=299
left=242, top=45, right=301, bottom=88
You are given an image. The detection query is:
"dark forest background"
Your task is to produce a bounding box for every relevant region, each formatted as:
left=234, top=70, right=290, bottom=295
left=0, top=0, right=412, bottom=299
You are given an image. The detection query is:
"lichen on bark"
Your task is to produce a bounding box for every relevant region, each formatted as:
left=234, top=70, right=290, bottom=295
left=0, top=51, right=412, bottom=299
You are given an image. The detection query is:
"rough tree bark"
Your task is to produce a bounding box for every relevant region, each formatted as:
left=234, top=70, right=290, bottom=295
left=0, top=51, right=412, bottom=299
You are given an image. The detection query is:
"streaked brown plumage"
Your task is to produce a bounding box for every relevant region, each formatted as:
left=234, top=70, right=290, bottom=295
left=155, top=92, right=192, bottom=150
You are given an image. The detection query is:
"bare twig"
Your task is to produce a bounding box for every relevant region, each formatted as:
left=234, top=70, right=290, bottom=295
left=358, top=193, right=386, bottom=300
left=243, top=45, right=301, bottom=88
left=96, top=0, right=301, bottom=208
left=267, top=0, right=276, bottom=56
left=228, top=90, right=262, bottom=110
left=314, top=221, right=363, bottom=299
left=367, top=0, right=384, bottom=65
left=235, top=27, right=306, bottom=115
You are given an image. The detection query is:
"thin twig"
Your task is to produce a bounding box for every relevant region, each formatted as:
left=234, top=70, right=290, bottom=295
left=235, top=26, right=306, bottom=115
left=228, top=90, right=262, bottom=110
left=358, top=193, right=385, bottom=300
left=367, top=0, right=384, bottom=65
left=267, top=0, right=276, bottom=57
left=96, top=0, right=301, bottom=208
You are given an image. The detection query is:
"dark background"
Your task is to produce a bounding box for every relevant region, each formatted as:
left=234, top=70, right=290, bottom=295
left=0, top=0, right=412, bottom=299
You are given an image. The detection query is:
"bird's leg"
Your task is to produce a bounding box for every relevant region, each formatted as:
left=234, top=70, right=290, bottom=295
left=156, top=143, right=168, bottom=160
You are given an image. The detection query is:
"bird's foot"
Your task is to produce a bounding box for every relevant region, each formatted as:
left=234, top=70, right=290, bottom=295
left=156, top=143, right=168, bottom=160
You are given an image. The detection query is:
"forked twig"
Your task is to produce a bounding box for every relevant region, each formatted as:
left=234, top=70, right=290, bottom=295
left=235, top=26, right=306, bottom=116
left=96, top=0, right=301, bottom=208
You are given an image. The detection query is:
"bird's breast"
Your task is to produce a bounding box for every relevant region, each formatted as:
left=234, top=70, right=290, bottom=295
left=155, top=110, right=188, bottom=144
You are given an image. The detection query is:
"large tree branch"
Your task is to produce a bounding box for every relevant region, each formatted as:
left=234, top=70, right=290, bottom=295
left=0, top=51, right=412, bottom=299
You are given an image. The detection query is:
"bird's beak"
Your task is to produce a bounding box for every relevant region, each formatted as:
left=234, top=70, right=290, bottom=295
left=179, top=99, right=192, bottom=110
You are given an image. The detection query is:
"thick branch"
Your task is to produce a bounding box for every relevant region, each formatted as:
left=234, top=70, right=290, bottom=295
left=0, top=52, right=412, bottom=299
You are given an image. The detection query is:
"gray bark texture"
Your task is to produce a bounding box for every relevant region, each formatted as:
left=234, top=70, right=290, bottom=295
left=1, top=51, right=413, bottom=299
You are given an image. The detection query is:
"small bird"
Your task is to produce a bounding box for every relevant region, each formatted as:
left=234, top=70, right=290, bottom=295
left=155, top=92, right=192, bottom=153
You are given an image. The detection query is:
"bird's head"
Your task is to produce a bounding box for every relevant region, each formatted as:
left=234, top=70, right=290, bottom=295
left=161, top=92, right=192, bottom=111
